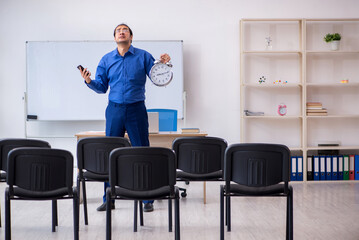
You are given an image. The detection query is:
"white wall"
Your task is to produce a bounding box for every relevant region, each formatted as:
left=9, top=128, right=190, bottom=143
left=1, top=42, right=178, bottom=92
left=1, top=0, right=358, bottom=154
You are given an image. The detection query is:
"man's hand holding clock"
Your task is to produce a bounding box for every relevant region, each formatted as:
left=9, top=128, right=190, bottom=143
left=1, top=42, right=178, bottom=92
left=160, top=53, right=171, bottom=64
left=150, top=53, right=173, bottom=87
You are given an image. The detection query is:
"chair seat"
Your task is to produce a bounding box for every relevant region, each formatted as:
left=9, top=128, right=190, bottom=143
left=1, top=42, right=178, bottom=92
left=13, top=187, right=70, bottom=199
left=115, top=186, right=175, bottom=199
left=227, top=183, right=287, bottom=196
left=83, top=171, right=108, bottom=181
left=176, top=170, right=222, bottom=181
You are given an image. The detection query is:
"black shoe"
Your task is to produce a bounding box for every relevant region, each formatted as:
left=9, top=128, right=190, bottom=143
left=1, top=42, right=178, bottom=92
left=143, top=203, right=154, bottom=212
left=97, top=202, right=115, bottom=212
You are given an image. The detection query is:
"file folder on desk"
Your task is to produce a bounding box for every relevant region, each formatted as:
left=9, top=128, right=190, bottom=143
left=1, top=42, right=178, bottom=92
left=343, top=155, right=349, bottom=180
left=355, top=155, right=359, bottom=180
left=349, top=155, right=355, bottom=180
left=297, top=156, right=303, bottom=181
left=291, top=156, right=297, bottom=181
left=326, top=156, right=332, bottom=180
left=338, top=155, right=344, bottom=180
left=332, top=155, right=338, bottom=181
left=307, top=156, right=313, bottom=181
left=314, top=156, right=320, bottom=181
left=320, top=156, right=326, bottom=181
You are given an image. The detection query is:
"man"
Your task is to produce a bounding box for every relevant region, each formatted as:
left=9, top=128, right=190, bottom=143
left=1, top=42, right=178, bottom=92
left=79, top=23, right=171, bottom=212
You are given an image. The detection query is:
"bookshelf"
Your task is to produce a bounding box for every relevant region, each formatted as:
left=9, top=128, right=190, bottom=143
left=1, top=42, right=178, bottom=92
left=240, top=18, right=359, bottom=182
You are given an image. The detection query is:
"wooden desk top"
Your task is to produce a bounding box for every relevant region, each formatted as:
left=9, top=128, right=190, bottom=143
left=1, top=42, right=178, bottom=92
left=75, top=131, right=207, bottom=138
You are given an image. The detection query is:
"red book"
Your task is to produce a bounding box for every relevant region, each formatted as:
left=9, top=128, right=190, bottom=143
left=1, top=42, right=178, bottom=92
left=349, top=155, right=355, bottom=180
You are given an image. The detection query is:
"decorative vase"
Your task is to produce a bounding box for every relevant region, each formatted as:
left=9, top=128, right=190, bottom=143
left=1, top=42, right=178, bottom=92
left=330, top=40, right=340, bottom=51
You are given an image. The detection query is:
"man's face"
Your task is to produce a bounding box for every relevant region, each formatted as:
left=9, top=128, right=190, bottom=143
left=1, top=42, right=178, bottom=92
left=114, top=25, right=132, bottom=44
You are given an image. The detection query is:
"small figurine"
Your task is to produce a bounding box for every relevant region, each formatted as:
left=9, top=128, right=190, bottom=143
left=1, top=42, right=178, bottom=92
left=259, top=76, right=266, bottom=84
left=265, top=37, right=273, bottom=50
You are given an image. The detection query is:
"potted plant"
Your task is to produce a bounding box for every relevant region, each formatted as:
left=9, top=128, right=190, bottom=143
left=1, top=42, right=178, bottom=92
left=324, top=33, right=341, bottom=51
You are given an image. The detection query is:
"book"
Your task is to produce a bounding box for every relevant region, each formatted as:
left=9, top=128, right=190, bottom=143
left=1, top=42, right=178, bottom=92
left=306, top=102, right=322, bottom=106
left=307, top=112, right=328, bottom=116
left=306, top=109, right=327, bottom=113
left=181, top=128, right=200, bottom=133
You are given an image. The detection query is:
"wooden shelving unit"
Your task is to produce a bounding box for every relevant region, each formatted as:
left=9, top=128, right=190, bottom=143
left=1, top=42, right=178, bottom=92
left=240, top=18, right=359, bottom=181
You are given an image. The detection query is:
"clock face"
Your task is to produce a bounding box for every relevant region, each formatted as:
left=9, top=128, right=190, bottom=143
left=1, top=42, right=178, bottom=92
left=150, top=63, right=173, bottom=86
left=278, top=104, right=287, bottom=116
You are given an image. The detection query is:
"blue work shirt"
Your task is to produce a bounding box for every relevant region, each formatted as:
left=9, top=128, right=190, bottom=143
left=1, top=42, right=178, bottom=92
left=86, top=45, right=155, bottom=104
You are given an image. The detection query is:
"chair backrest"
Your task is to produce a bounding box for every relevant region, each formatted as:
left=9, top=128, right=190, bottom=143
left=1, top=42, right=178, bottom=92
left=147, top=109, right=177, bottom=131
left=0, top=139, right=51, bottom=172
left=224, top=143, right=290, bottom=187
left=7, top=147, right=73, bottom=196
left=109, top=147, right=176, bottom=193
left=77, top=137, right=131, bottom=175
left=172, top=136, right=228, bottom=174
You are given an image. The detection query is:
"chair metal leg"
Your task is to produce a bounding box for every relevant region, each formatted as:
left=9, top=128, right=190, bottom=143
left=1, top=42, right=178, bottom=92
left=52, top=200, right=58, bottom=232
left=139, top=200, right=144, bottom=226
left=168, top=199, right=172, bottom=232
left=82, top=180, right=88, bottom=225
left=226, top=194, right=231, bottom=231
left=73, top=187, right=79, bottom=240
left=175, top=196, right=180, bottom=240
left=0, top=200, right=2, bottom=228
left=220, top=185, right=225, bottom=240
left=286, top=186, right=293, bottom=240
left=5, top=188, right=11, bottom=240
left=106, top=189, right=112, bottom=240
left=134, top=200, right=138, bottom=232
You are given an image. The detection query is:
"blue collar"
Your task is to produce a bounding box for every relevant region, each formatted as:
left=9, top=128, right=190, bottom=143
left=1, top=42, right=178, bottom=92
left=113, top=45, right=135, bottom=57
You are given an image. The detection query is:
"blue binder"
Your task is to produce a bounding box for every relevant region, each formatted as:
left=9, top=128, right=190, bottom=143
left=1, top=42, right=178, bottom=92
left=314, top=156, right=320, bottom=181
left=297, top=156, right=303, bottom=181
left=332, top=155, right=338, bottom=181
left=291, top=156, right=297, bottom=181
left=307, top=156, right=313, bottom=181
left=320, top=156, right=326, bottom=181
left=338, top=155, right=344, bottom=180
left=355, top=155, right=359, bottom=180
left=326, top=156, right=332, bottom=180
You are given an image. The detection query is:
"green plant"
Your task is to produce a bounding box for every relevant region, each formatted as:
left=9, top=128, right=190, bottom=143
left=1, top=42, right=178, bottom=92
left=324, top=33, right=342, bottom=42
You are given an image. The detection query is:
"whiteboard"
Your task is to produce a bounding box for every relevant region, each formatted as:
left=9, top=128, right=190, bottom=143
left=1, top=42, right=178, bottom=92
left=26, top=41, right=184, bottom=120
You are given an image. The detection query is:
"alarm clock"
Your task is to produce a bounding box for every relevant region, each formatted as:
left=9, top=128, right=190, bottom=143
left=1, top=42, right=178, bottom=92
left=277, top=104, right=287, bottom=116
left=149, top=60, right=173, bottom=87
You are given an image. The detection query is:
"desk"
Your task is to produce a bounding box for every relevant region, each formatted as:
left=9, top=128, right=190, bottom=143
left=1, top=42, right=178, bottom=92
left=75, top=131, right=209, bottom=203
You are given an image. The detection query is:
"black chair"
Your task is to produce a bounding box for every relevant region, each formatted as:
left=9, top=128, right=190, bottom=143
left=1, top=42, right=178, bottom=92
left=5, top=147, right=79, bottom=240
left=220, top=143, right=293, bottom=240
left=106, top=147, right=180, bottom=240
left=0, top=138, right=51, bottom=228
left=172, top=137, right=227, bottom=201
left=76, top=137, right=131, bottom=225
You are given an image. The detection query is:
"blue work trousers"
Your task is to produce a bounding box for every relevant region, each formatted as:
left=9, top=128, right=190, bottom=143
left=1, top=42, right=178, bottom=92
left=103, top=100, right=153, bottom=204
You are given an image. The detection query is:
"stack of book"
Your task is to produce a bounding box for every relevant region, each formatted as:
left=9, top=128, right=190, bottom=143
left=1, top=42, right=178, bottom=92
left=306, top=102, right=327, bottom=116
left=181, top=128, right=200, bottom=133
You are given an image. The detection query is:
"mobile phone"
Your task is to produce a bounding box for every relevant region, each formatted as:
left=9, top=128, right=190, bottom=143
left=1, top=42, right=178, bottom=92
left=77, top=65, right=84, bottom=71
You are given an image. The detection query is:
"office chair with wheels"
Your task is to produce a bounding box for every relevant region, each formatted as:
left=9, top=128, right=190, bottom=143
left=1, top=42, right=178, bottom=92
left=106, top=147, right=180, bottom=240
left=220, top=143, right=293, bottom=240
left=76, top=137, right=131, bottom=225
left=172, top=137, right=227, bottom=201
left=0, top=138, right=51, bottom=228
left=5, top=147, right=79, bottom=240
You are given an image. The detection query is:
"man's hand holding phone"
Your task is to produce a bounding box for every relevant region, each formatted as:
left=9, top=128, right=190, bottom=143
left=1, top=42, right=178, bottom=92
left=77, top=65, right=92, bottom=84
